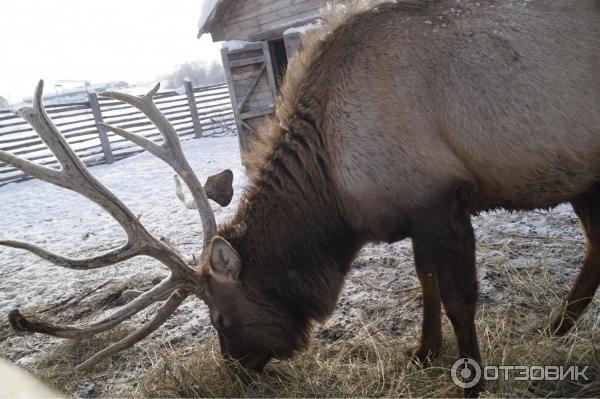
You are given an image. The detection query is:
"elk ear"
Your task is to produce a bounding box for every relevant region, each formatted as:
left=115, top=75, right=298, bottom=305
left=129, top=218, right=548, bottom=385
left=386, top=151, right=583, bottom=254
left=209, top=236, right=241, bottom=281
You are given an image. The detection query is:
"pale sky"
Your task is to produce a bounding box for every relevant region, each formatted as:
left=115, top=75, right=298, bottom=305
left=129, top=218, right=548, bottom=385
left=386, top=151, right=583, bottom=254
left=0, top=0, right=221, bottom=103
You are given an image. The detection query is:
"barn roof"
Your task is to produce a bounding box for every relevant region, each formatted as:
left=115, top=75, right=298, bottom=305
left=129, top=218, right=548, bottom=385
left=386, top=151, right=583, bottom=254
left=197, top=0, right=228, bottom=38
left=198, top=0, right=329, bottom=41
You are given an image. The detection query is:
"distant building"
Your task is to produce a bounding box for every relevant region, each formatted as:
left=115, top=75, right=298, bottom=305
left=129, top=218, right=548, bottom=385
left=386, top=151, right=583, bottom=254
left=0, top=95, right=8, bottom=109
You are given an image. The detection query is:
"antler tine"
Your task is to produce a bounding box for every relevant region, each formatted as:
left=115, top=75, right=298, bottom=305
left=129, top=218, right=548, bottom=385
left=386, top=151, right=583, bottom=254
left=100, top=86, right=217, bottom=249
left=0, top=241, right=137, bottom=270
left=0, top=150, right=65, bottom=187
left=174, top=175, right=198, bottom=209
left=76, top=289, right=187, bottom=371
left=8, top=277, right=182, bottom=339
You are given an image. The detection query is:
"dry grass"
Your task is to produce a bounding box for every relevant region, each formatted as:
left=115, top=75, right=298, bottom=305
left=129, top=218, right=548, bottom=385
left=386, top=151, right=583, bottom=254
left=139, top=260, right=600, bottom=398
left=2, top=241, right=598, bottom=398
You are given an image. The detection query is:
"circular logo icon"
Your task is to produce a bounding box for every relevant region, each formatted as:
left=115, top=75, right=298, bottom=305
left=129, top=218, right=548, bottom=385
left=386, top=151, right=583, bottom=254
left=451, top=358, right=482, bottom=389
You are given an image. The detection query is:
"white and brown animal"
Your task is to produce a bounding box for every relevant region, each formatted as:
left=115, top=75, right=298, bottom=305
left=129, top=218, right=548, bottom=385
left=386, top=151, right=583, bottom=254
left=2, top=0, right=599, bottom=397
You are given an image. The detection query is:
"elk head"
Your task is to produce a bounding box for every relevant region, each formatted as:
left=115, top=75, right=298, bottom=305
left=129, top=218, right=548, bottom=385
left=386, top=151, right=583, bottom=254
left=0, top=81, right=249, bottom=371
left=197, top=235, right=313, bottom=370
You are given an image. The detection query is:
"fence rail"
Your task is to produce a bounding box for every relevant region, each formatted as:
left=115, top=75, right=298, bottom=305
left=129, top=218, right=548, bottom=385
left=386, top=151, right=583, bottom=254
left=0, top=82, right=235, bottom=185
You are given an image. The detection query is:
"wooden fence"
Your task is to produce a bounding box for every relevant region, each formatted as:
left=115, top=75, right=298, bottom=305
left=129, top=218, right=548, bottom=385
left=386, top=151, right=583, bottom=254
left=0, top=82, right=236, bottom=185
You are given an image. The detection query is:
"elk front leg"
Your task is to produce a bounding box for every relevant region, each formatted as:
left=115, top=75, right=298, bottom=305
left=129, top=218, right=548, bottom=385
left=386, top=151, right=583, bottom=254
left=411, top=239, right=442, bottom=365
left=412, top=204, right=481, bottom=397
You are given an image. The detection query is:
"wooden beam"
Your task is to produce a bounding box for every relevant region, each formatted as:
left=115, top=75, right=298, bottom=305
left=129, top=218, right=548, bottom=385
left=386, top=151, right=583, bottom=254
left=183, top=79, right=204, bottom=138
left=221, top=47, right=248, bottom=162
left=228, top=56, right=267, bottom=68
left=262, top=41, right=279, bottom=101
left=240, top=106, right=274, bottom=120
left=88, top=92, right=114, bottom=164
left=241, top=121, right=257, bottom=133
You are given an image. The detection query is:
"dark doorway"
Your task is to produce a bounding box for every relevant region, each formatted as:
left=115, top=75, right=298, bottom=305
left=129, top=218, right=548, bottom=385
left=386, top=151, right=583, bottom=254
left=269, top=39, right=288, bottom=93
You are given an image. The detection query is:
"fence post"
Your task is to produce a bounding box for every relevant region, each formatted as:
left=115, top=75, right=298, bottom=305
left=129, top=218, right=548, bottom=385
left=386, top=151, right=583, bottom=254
left=88, top=91, right=114, bottom=164
left=184, top=79, right=203, bottom=138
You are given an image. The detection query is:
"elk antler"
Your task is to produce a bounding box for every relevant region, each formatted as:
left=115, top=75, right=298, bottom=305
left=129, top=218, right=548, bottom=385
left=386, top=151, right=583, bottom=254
left=0, top=81, right=222, bottom=371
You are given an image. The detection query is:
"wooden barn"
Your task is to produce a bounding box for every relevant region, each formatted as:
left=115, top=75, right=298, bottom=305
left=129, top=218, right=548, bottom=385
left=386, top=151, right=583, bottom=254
left=197, top=0, right=327, bottom=161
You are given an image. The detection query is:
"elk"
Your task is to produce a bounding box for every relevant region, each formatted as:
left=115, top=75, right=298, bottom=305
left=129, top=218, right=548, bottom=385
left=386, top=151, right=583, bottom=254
left=2, top=0, right=600, bottom=396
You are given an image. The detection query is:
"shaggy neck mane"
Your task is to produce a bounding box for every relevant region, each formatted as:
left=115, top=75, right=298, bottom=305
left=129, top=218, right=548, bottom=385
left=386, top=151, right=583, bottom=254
left=219, top=116, right=361, bottom=322
left=217, top=0, right=409, bottom=323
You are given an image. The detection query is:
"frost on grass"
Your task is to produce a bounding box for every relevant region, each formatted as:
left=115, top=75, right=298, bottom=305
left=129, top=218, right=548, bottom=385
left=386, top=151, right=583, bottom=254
left=0, top=135, right=598, bottom=397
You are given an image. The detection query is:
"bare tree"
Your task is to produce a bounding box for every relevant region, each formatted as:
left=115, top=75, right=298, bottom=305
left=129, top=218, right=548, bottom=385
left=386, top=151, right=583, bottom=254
left=164, top=61, right=225, bottom=89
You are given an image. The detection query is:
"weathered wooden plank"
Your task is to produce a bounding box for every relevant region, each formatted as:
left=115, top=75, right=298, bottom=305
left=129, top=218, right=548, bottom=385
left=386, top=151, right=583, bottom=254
left=194, top=98, right=230, bottom=108
left=240, top=106, right=275, bottom=120
left=228, top=56, right=268, bottom=68
left=225, top=42, right=264, bottom=55
left=0, top=126, right=36, bottom=136
left=59, top=123, right=98, bottom=135
left=284, top=31, right=302, bottom=59
left=0, top=113, right=22, bottom=122
left=192, top=82, right=229, bottom=93
left=193, top=93, right=231, bottom=104
left=0, top=128, right=101, bottom=147
left=212, top=0, right=322, bottom=41
left=211, top=0, right=319, bottom=29
left=1, top=131, right=101, bottom=152
left=191, top=88, right=228, bottom=97
left=153, top=96, right=189, bottom=106
left=0, top=119, right=29, bottom=129
left=45, top=104, right=91, bottom=113
left=101, top=106, right=199, bottom=127
left=45, top=101, right=89, bottom=109
left=222, top=46, right=248, bottom=161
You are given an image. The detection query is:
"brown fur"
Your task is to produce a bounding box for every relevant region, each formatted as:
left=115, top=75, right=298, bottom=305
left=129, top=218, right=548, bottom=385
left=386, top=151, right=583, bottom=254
left=199, top=0, right=600, bottom=391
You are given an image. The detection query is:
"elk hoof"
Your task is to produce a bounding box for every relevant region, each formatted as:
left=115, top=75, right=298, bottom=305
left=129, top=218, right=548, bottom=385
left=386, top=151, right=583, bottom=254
left=546, top=316, right=574, bottom=336
left=410, top=345, right=440, bottom=367
left=546, top=306, right=576, bottom=336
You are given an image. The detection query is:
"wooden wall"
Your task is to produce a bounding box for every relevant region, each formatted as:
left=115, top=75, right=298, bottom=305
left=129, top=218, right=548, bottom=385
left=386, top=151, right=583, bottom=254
left=211, top=0, right=322, bottom=41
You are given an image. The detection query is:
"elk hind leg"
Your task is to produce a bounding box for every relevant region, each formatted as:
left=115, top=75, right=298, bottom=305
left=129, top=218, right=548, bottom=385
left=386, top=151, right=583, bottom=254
left=549, top=186, right=600, bottom=335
